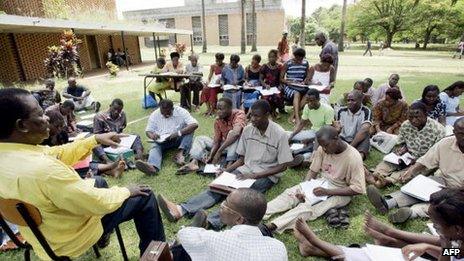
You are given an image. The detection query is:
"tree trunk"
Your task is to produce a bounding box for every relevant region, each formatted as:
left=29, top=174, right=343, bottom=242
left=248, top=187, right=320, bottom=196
left=299, top=0, right=306, bottom=47
left=201, top=0, right=207, bottom=53
left=251, top=0, right=257, bottom=52
left=422, top=29, right=433, bottom=49
left=240, top=0, right=246, bottom=54
left=338, top=0, right=348, bottom=52
left=385, top=32, right=394, bottom=48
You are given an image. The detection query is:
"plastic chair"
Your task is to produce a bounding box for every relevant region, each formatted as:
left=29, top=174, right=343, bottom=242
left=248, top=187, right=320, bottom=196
left=0, top=199, right=128, bottom=261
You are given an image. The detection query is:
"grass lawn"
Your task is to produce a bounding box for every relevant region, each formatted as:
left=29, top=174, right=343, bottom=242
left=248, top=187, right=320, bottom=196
left=3, top=45, right=464, bottom=261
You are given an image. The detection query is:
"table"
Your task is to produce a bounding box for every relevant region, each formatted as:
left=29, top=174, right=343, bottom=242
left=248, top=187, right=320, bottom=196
left=139, top=73, right=192, bottom=108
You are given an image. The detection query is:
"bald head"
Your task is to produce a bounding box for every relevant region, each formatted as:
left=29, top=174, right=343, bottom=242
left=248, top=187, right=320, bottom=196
left=316, top=125, right=339, bottom=141
left=67, top=77, right=77, bottom=87
left=228, top=188, right=267, bottom=225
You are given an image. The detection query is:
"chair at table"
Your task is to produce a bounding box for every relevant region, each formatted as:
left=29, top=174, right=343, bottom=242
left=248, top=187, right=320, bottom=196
left=0, top=199, right=128, bottom=261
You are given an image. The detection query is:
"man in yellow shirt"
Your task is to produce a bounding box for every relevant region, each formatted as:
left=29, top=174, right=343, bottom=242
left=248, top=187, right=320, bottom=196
left=0, top=88, right=165, bottom=259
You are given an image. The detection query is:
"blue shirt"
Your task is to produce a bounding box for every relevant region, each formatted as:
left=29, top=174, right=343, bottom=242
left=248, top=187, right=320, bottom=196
left=221, top=64, right=245, bottom=85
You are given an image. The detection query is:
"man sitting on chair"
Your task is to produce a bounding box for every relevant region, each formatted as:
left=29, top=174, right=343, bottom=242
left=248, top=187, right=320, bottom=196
left=0, top=88, right=165, bottom=259
left=62, top=77, right=101, bottom=112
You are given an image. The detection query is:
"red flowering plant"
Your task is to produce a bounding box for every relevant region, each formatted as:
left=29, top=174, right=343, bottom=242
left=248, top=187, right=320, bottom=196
left=44, top=30, right=82, bottom=78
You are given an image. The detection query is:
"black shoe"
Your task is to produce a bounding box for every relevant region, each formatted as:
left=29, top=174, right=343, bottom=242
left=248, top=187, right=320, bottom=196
left=258, top=223, right=274, bottom=237
left=97, top=233, right=111, bottom=249
left=388, top=207, right=412, bottom=224
left=126, top=160, right=136, bottom=170
left=190, top=210, right=208, bottom=228
left=94, top=101, right=101, bottom=113
left=366, top=185, right=388, bottom=214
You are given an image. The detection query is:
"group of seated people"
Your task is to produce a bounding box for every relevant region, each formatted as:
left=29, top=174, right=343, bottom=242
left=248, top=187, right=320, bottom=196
left=1, top=50, right=464, bottom=260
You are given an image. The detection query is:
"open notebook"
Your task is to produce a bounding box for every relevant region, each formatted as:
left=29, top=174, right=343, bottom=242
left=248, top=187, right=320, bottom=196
left=210, top=172, right=256, bottom=189
left=260, top=87, right=281, bottom=96
left=203, top=164, right=221, bottom=174
left=400, top=175, right=443, bottom=201
left=383, top=152, right=415, bottom=166
left=364, top=244, right=428, bottom=261
left=299, top=179, right=329, bottom=205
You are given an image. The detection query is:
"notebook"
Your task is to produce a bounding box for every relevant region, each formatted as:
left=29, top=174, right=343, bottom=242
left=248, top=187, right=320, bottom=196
left=299, top=179, right=329, bottom=205
left=400, top=175, right=443, bottom=201
left=203, top=164, right=221, bottom=174
left=118, top=134, right=137, bottom=148
left=223, top=84, right=241, bottom=91
left=104, top=146, right=132, bottom=155
left=260, top=87, right=281, bottom=96
left=383, top=152, right=414, bottom=166
left=210, top=172, right=256, bottom=189
left=307, top=85, right=329, bottom=92
left=364, top=244, right=428, bottom=261
left=155, top=134, right=171, bottom=143
left=290, top=143, right=305, bottom=151
left=208, top=74, right=221, bottom=88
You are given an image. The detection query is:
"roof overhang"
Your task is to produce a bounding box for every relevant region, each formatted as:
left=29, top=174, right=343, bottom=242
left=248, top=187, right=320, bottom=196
left=0, top=14, right=192, bottom=36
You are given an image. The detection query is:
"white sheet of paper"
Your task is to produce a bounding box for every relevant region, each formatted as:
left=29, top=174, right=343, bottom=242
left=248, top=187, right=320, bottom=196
left=79, top=113, right=96, bottom=120
left=400, top=174, right=443, bottom=202
left=155, top=134, right=171, bottom=143
left=299, top=179, right=329, bottom=205
left=445, top=125, right=454, bottom=136
left=104, top=146, right=132, bottom=154
left=223, top=84, right=240, bottom=91
left=77, top=120, right=93, bottom=126
left=68, top=132, right=90, bottom=142
left=211, top=172, right=256, bottom=189
left=365, top=244, right=428, bottom=261
left=243, top=86, right=263, bottom=91
left=118, top=134, right=137, bottom=148
left=204, top=164, right=221, bottom=173
left=307, top=85, right=328, bottom=92
left=208, top=74, right=221, bottom=88
left=427, top=223, right=439, bottom=236
left=290, top=143, right=305, bottom=151
left=383, top=152, right=414, bottom=166
left=260, top=87, right=281, bottom=96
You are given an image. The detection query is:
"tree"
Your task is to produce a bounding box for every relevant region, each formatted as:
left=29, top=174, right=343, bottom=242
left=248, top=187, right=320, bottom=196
left=338, top=0, right=348, bottom=51
left=240, top=0, right=246, bottom=54
left=250, top=0, right=257, bottom=52
left=300, top=0, right=306, bottom=47
left=201, top=0, right=207, bottom=53
left=288, top=17, right=318, bottom=43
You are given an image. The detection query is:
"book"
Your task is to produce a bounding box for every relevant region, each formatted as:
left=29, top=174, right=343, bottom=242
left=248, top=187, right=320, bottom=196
left=207, top=74, right=221, bottom=88
left=383, top=152, right=415, bottom=166
left=290, top=143, right=305, bottom=151
left=307, top=85, right=329, bottom=92
left=209, top=172, right=256, bottom=195
left=76, top=120, right=93, bottom=127
left=260, top=87, right=281, bottom=96
left=400, top=175, right=443, bottom=201
left=72, top=155, right=91, bottom=170
left=364, top=244, right=428, bottom=261
left=370, top=132, right=398, bottom=154
left=104, top=146, right=132, bottom=155
left=243, top=85, right=263, bottom=91
left=155, top=134, right=171, bottom=143
left=223, top=84, right=241, bottom=91
left=118, top=134, right=137, bottom=148
left=79, top=113, right=96, bottom=120
left=203, top=164, right=221, bottom=174
left=299, top=179, right=329, bottom=205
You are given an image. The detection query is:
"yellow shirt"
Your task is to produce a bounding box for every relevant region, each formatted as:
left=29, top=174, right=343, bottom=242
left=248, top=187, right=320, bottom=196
left=0, top=137, right=130, bottom=260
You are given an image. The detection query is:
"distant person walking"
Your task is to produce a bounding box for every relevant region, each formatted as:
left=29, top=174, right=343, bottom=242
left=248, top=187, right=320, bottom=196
left=452, top=40, right=464, bottom=59
left=277, top=31, right=290, bottom=63
left=363, top=40, right=372, bottom=56
left=314, top=32, right=339, bottom=79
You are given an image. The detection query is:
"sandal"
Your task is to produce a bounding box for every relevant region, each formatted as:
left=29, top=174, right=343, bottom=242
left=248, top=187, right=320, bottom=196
left=338, top=208, right=350, bottom=229
left=325, top=208, right=341, bottom=228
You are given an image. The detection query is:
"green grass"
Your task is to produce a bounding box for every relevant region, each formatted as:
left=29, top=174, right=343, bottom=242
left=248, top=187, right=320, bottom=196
left=2, top=45, right=464, bottom=261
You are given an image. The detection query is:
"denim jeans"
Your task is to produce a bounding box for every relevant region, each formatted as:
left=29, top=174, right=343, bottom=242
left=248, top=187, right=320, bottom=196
left=147, top=133, right=194, bottom=170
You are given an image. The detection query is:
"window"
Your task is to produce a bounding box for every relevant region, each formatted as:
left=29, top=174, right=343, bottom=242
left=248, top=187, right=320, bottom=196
left=218, top=14, right=229, bottom=46
left=191, top=16, right=203, bottom=45
left=159, top=18, right=176, bottom=44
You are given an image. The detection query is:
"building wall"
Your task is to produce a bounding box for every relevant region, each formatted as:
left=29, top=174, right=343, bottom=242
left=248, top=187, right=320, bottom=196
left=111, top=35, right=142, bottom=64
left=255, top=10, right=285, bottom=46
left=0, top=0, right=45, bottom=17
left=0, top=34, right=22, bottom=84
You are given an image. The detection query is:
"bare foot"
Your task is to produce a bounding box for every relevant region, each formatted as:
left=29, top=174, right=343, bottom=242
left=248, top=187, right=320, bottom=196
left=293, top=228, right=327, bottom=257
left=177, top=161, right=199, bottom=174
left=364, top=211, right=392, bottom=235
left=174, top=152, right=186, bottom=166
left=108, top=160, right=126, bottom=178
left=294, top=218, right=317, bottom=242
left=364, top=222, right=402, bottom=247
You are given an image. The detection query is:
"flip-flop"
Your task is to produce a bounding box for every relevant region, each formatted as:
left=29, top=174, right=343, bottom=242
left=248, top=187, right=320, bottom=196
left=326, top=208, right=341, bottom=228
left=176, top=165, right=198, bottom=175
left=338, top=209, right=350, bottom=229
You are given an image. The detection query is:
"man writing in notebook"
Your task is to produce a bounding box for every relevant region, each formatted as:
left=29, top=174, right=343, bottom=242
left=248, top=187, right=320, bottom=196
left=263, top=126, right=366, bottom=234
left=367, top=117, right=464, bottom=224
left=172, top=189, right=288, bottom=261
left=157, top=100, right=294, bottom=230
left=366, top=102, right=445, bottom=188
left=177, top=97, right=246, bottom=174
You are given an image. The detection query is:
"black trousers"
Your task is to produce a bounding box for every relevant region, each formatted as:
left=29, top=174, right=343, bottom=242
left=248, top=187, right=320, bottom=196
left=180, top=81, right=203, bottom=109
left=93, top=176, right=166, bottom=256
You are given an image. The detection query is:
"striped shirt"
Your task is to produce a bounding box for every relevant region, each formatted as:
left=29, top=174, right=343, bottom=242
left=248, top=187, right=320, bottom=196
left=145, top=106, right=198, bottom=135
left=336, top=106, right=372, bottom=142
left=284, top=59, right=309, bottom=82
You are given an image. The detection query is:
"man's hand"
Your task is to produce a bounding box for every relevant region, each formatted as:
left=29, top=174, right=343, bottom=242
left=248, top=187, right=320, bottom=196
left=148, top=132, right=160, bottom=141
left=294, top=189, right=306, bottom=203
left=313, top=187, right=329, bottom=196
left=167, top=132, right=179, bottom=141
left=333, top=121, right=343, bottom=133
left=386, top=126, right=396, bottom=134
left=126, top=185, right=152, bottom=197
left=95, top=132, right=128, bottom=147
left=395, top=146, right=408, bottom=156
left=401, top=243, right=430, bottom=261
left=236, top=172, right=255, bottom=180
left=399, top=169, right=414, bottom=183
left=211, top=152, right=222, bottom=165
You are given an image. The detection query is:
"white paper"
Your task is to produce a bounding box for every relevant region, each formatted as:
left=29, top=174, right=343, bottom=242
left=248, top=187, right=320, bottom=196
left=204, top=164, right=221, bottom=173
left=290, top=143, right=305, bottom=151
left=79, top=113, right=96, bottom=120
left=223, top=84, right=240, bottom=91
left=307, top=85, right=329, bottom=92
left=299, top=179, right=329, bottom=205
left=155, top=134, right=171, bottom=143
left=68, top=132, right=90, bottom=142
left=365, top=244, right=428, bottom=261
left=370, top=132, right=399, bottom=154
left=118, top=134, right=137, bottom=148
left=211, top=172, right=256, bottom=189
left=77, top=120, right=93, bottom=126
left=104, top=146, right=132, bottom=154
left=400, top=174, right=443, bottom=202
left=260, top=87, right=281, bottom=96
left=427, top=223, right=439, bottom=236
left=160, top=72, right=178, bottom=76
left=445, top=125, right=454, bottom=136
left=208, top=74, right=222, bottom=88
left=243, top=86, right=263, bottom=91
left=383, top=152, right=414, bottom=166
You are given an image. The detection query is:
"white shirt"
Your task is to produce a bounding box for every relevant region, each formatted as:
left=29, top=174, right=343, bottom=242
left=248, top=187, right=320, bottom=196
left=145, top=106, right=198, bottom=135
left=178, top=225, right=288, bottom=261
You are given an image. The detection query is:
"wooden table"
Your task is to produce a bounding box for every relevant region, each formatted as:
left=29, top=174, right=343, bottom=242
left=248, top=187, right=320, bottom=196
left=138, top=73, right=192, bottom=108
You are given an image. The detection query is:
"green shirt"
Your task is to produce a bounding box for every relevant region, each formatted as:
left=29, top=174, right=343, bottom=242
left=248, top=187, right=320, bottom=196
left=302, top=103, right=335, bottom=131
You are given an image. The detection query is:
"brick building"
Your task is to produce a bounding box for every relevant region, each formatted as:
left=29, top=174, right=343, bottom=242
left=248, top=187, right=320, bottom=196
left=123, top=0, right=286, bottom=47
left=0, top=0, right=191, bottom=84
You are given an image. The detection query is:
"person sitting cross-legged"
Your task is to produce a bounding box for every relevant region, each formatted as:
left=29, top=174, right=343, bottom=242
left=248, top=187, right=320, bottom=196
left=157, top=100, right=294, bottom=230
left=367, top=102, right=445, bottom=189
left=92, top=98, right=144, bottom=166
left=171, top=189, right=288, bottom=261
left=263, top=125, right=366, bottom=234
left=334, top=90, right=372, bottom=160
left=367, top=117, right=464, bottom=224
left=32, top=78, right=61, bottom=110
left=178, top=97, right=246, bottom=174
left=372, top=87, right=408, bottom=135
left=62, top=77, right=101, bottom=112
left=0, top=88, right=165, bottom=259
left=136, top=99, right=198, bottom=176
left=45, top=100, right=78, bottom=135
